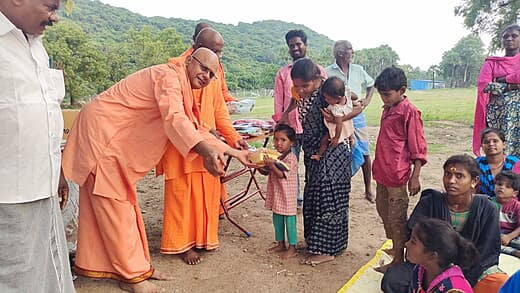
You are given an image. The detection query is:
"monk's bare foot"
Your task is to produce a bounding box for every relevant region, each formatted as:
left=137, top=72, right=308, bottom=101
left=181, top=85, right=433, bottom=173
left=383, top=248, right=395, bottom=256
left=119, top=280, right=163, bottom=293
left=150, top=270, right=173, bottom=281
left=181, top=249, right=202, bottom=265
left=301, top=254, right=334, bottom=266
left=266, top=242, right=286, bottom=254
left=365, top=192, right=375, bottom=203
left=279, top=246, right=298, bottom=259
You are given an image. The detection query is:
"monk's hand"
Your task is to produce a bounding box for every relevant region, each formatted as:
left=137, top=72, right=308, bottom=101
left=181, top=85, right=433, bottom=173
left=209, top=128, right=221, bottom=139
left=225, top=148, right=255, bottom=168
left=193, top=141, right=225, bottom=176
left=408, top=176, right=421, bottom=196
left=58, top=170, right=69, bottom=210
left=234, top=139, right=249, bottom=150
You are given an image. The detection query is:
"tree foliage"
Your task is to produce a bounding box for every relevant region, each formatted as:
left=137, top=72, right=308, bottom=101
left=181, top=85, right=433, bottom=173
left=354, top=45, right=400, bottom=78
left=455, top=0, right=519, bottom=50
left=438, top=35, right=485, bottom=87
left=45, top=0, right=486, bottom=104
left=59, top=0, right=334, bottom=93
left=44, top=20, right=109, bottom=104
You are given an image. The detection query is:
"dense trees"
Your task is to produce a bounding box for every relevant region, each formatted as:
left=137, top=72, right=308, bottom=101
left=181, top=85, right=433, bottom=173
left=44, top=22, right=186, bottom=104
left=439, top=35, right=485, bottom=87
left=354, top=45, right=400, bottom=79
left=60, top=0, right=334, bottom=94
left=46, top=0, right=493, bottom=104
left=455, top=0, right=519, bottom=50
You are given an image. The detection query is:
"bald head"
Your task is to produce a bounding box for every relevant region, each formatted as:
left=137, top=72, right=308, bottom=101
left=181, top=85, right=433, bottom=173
left=192, top=22, right=212, bottom=42
left=186, top=47, right=219, bottom=89
left=194, top=27, right=224, bottom=58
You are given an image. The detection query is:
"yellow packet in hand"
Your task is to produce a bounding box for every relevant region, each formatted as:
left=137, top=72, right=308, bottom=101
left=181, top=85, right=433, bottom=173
left=248, top=148, right=290, bottom=171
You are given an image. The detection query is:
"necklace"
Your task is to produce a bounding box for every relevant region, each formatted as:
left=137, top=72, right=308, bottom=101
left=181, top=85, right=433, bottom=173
left=489, top=158, right=505, bottom=171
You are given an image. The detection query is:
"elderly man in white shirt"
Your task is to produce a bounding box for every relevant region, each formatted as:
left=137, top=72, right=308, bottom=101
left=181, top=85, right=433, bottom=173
left=0, top=0, right=75, bottom=292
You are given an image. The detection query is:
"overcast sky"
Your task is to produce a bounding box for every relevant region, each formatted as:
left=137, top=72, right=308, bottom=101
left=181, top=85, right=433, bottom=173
left=99, top=0, right=490, bottom=70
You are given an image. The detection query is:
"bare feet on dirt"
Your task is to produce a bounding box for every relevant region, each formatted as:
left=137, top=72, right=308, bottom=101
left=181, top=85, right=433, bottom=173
left=266, top=242, right=286, bottom=254
left=279, top=245, right=298, bottom=259
left=365, top=192, right=375, bottom=203
left=181, top=249, right=202, bottom=265
left=150, top=270, right=173, bottom=280
left=301, top=254, right=335, bottom=266
left=119, top=280, right=163, bottom=293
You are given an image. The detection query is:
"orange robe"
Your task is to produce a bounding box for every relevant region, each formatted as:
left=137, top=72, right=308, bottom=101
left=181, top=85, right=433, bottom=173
left=62, top=57, right=229, bottom=283
left=158, top=53, right=242, bottom=254
left=182, top=47, right=237, bottom=102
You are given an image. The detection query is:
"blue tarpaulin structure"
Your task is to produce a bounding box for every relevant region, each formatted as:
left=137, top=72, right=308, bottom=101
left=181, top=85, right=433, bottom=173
left=410, top=79, right=446, bottom=90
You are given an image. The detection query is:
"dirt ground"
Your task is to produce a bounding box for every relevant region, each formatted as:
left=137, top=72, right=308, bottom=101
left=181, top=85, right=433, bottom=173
left=74, top=122, right=472, bottom=293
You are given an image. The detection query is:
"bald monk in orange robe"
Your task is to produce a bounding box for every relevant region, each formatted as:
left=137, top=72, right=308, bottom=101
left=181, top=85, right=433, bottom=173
left=189, top=23, right=237, bottom=102
left=62, top=48, right=250, bottom=293
left=158, top=28, right=247, bottom=265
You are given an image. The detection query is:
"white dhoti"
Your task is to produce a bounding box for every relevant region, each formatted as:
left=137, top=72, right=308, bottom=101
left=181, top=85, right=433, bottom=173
left=0, top=195, right=75, bottom=293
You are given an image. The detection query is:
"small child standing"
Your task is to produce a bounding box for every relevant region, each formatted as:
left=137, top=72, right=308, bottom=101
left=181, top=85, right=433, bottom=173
left=407, top=218, right=478, bottom=293
left=372, top=66, right=427, bottom=273
left=492, top=171, right=520, bottom=258
left=263, top=124, right=299, bottom=259
left=311, top=76, right=354, bottom=160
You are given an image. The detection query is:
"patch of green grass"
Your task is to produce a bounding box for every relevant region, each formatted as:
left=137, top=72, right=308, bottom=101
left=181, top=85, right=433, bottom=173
left=364, top=88, right=476, bottom=127
left=230, top=96, right=274, bottom=120
left=230, top=88, right=477, bottom=128
left=427, top=143, right=444, bottom=155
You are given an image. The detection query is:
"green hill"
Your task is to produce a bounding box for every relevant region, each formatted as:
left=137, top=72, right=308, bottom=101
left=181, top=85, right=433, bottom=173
left=60, top=0, right=335, bottom=91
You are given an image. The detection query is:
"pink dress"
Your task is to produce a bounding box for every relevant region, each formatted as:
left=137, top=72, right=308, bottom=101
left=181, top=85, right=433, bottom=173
left=264, top=152, right=298, bottom=216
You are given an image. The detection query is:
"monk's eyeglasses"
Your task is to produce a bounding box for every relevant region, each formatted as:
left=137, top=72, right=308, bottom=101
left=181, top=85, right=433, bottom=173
left=192, top=55, right=215, bottom=79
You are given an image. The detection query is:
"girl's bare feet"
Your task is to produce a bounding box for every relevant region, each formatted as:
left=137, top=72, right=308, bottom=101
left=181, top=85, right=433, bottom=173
left=266, top=241, right=286, bottom=254
left=119, top=281, right=163, bottom=293
left=279, top=245, right=298, bottom=259
left=181, top=248, right=202, bottom=265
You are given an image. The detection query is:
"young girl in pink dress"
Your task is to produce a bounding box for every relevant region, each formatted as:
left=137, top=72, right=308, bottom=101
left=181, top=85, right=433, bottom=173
left=263, top=124, right=299, bottom=259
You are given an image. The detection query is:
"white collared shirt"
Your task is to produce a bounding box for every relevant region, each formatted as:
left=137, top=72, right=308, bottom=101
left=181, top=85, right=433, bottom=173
left=0, top=12, right=65, bottom=203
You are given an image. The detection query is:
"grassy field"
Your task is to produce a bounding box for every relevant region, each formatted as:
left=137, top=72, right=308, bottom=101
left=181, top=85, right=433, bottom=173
left=231, top=87, right=477, bottom=127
